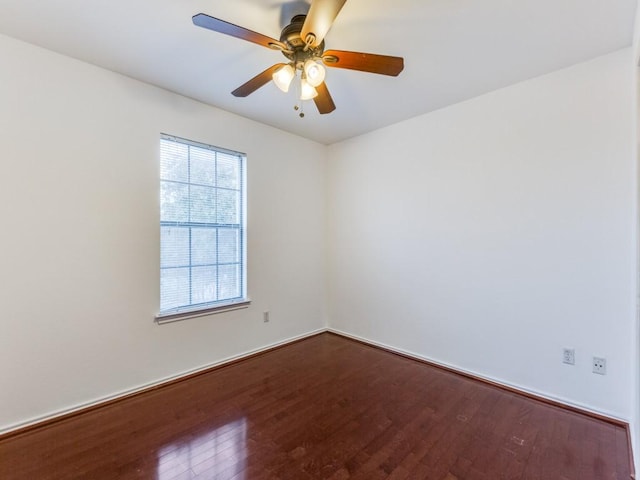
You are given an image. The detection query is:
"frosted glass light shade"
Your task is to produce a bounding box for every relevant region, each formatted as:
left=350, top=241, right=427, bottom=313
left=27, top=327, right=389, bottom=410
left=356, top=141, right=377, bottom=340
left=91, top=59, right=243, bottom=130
left=272, top=64, right=295, bottom=92
left=304, top=60, right=325, bottom=87
left=300, top=78, right=318, bottom=100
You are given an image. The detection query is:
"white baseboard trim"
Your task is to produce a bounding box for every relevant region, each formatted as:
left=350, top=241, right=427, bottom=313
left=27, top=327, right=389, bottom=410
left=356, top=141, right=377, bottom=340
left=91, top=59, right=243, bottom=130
left=327, top=327, right=630, bottom=425
left=0, top=328, right=327, bottom=436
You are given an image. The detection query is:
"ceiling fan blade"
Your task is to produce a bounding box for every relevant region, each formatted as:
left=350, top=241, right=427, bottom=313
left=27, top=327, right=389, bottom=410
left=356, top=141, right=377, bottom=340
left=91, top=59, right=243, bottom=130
left=193, top=13, right=287, bottom=51
left=322, top=50, right=404, bottom=76
left=313, top=82, right=336, bottom=114
left=300, top=0, right=347, bottom=48
left=232, top=64, right=287, bottom=97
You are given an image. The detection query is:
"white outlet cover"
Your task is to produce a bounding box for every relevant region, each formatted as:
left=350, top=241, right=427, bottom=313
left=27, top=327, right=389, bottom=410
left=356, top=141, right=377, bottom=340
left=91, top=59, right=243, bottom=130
left=592, top=356, right=606, bottom=375
left=562, top=348, right=575, bottom=365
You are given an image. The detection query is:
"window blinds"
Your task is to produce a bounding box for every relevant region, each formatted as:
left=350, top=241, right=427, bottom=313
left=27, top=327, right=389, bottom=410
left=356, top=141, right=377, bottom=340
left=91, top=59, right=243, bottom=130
left=159, top=135, right=246, bottom=317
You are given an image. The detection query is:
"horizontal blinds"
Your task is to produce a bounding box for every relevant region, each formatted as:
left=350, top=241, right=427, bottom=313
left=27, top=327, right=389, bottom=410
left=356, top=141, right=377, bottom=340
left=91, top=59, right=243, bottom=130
left=159, top=135, right=246, bottom=315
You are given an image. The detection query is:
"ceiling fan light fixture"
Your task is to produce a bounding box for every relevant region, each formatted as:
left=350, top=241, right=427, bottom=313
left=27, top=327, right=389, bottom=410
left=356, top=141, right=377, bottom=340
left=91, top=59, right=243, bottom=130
left=272, top=64, right=295, bottom=92
left=303, top=59, right=325, bottom=87
left=300, top=78, right=318, bottom=100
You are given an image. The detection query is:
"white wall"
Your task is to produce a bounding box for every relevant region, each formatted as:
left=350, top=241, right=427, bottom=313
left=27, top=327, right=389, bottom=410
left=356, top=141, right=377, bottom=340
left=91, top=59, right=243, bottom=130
left=327, top=48, right=637, bottom=420
left=634, top=0, right=640, bottom=467
left=633, top=0, right=640, bottom=469
left=0, top=34, right=327, bottom=432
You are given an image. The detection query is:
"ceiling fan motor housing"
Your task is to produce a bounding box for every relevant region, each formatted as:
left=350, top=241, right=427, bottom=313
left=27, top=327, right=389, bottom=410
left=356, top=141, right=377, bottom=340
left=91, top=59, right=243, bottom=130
left=280, top=15, right=324, bottom=67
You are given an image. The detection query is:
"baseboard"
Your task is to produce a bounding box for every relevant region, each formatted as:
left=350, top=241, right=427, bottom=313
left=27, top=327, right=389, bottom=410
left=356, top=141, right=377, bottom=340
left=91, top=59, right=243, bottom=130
left=0, top=328, right=326, bottom=440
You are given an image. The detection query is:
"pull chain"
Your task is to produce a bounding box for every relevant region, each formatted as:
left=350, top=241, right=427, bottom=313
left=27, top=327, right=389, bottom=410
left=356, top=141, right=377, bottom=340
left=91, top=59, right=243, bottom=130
left=293, top=72, right=304, bottom=118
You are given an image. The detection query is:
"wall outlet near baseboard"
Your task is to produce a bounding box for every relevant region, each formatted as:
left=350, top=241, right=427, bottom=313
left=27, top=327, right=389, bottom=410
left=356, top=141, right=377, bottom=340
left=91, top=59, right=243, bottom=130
left=263, top=311, right=270, bottom=323
left=562, top=348, right=575, bottom=365
left=592, top=357, right=606, bottom=375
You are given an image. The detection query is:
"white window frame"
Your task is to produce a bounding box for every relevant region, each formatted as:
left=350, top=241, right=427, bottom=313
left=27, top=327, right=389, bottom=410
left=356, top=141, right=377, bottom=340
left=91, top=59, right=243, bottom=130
left=156, top=134, right=249, bottom=324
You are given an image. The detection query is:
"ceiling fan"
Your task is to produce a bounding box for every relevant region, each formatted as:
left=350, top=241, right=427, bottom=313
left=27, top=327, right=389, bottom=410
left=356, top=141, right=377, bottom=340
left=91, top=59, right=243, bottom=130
left=192, top=0, right=404, bottom=116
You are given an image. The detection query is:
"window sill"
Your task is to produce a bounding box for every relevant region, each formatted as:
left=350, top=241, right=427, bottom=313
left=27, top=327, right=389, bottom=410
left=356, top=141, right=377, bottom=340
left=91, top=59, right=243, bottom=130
left=155, top=300, right=251, bottom=325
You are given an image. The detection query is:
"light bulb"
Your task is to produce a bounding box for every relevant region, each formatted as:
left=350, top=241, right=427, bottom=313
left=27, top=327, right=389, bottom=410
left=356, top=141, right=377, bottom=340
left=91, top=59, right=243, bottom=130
left=303, top=59, right=325, bottom=87
left=300, top=78, right=318, bottom=100
left=272, top=64, right=295, bottom=92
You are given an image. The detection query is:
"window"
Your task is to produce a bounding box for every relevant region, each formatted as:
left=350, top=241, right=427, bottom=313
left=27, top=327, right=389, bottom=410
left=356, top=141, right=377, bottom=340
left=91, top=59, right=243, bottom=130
left=157, top=134, right=248, bottom=322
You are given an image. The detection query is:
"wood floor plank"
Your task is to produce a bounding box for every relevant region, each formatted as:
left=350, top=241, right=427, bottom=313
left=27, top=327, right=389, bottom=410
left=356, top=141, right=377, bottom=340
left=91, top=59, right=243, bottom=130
left=0, top=333, right=632, bottom=479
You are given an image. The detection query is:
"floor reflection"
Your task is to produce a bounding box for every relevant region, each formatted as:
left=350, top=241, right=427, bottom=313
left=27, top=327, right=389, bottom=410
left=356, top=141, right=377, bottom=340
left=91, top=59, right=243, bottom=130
left=156, top=418, right=248, bottom=479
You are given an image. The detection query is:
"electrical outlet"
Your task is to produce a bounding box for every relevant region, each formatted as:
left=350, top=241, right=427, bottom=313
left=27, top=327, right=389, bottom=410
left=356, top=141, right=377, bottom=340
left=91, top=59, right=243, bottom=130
left=562, top=348, right=575, bottom=365
left=592, top=357, right=606, bottom=375
left=263, top=311, right=270, bottom=323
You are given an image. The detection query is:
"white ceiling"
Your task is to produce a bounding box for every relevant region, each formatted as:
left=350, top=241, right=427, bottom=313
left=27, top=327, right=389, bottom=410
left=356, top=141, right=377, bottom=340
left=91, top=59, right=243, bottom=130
left=0, top=0, right=635, bottom=144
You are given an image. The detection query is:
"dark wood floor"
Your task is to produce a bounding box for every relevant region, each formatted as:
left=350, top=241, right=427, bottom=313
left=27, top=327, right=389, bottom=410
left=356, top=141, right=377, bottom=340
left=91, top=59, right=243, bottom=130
left=0, top=333, right=632, bottom=479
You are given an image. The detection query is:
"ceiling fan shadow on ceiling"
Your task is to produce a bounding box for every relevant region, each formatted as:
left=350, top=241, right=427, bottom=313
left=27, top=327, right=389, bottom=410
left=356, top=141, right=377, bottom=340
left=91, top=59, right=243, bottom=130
left=192, top=0, right=404, bottom=117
